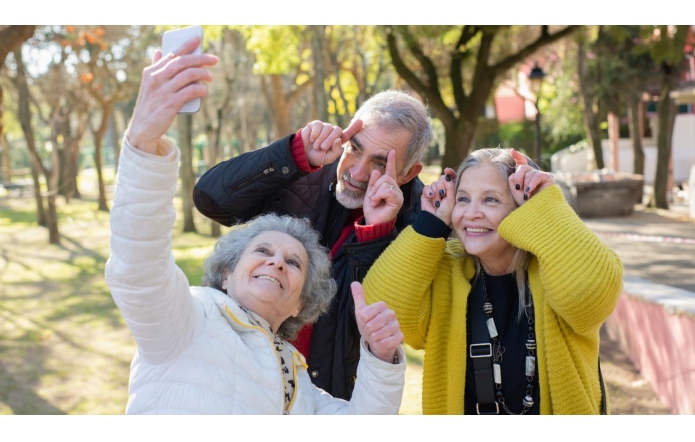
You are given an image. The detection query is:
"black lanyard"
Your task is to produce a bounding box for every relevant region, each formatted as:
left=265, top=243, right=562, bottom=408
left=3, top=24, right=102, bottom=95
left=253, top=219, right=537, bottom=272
left=469, top=298, right=499, bottom=414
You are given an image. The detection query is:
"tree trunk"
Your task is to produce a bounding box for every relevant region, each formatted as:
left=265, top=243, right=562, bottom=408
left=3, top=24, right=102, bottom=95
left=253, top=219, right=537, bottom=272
left=577, top=40, right=605, bottom=170
left=92, top=102, right=112, bottom=212
left=0, top=131, right=10, bottom=183
left=46, top=141, right=61, bottom=244
left=209, top=108, right=224, bottom=237
left=110, top=107, right=122, bottom=173
left=442, top=120, right=476, bottom=170
left=650, top=66, right=680, bottom=209
left=310, top=25, right=329, bottom=123
left=270, top=74, right=291, bottom=137
left=178, top=114, right=197, bottom=233
left=64, top=111, right=87, bottom=201
left=28, top=152, right=47, bottom=226
left=627, top=94, right=645, bottom=176
left=13, top=48, right=58, bottom=239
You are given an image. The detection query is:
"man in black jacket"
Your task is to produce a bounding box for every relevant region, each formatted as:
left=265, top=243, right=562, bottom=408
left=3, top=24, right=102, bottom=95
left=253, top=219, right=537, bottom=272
left=193, top=90, right=432, bottom=400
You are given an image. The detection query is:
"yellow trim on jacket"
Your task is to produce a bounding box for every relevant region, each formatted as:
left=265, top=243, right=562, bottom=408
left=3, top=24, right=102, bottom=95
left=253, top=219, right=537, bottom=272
left=223, top=305, right=300, bottom=414
left=363, top=184, right=623, bottom=414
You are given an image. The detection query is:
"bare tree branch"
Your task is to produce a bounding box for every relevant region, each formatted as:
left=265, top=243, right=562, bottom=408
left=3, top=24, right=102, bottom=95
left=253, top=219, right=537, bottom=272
left=455, top=25, right=479, bottom=51
left=491, top=25, right=579, bottom=74
left=385, top=27, right=454, bottom=126
left=396, top=26, right=440, bottom=92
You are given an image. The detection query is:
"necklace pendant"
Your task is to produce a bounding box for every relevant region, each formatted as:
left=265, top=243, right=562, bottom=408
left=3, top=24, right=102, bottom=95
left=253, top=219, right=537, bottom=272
left=486, top=318, right=498, bottom=338
left=525, top=356, right=536, bottom=377
left=483, top=302, right=493, bottom=314
left=523, top=395, right=534, bottom=407
left=526, top=339, right=536, bottom=351
left=493, top=363, right=502, bottom=384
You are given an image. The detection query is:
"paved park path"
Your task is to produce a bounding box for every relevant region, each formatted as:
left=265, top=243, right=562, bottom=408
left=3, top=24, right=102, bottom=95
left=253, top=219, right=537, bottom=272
left=585, top=204, right=694, bottom=414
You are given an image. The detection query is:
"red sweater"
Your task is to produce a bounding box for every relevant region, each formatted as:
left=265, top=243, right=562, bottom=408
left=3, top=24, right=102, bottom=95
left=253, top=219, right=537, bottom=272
left=288, top=130, right=396, bottom=358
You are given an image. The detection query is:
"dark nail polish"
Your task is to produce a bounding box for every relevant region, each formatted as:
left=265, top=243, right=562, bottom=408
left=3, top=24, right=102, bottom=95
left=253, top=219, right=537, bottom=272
left=429, top=192, right=434, bottom=197
left=439, top=189, right=444, bottom=197
left=434, top=201, right=440, bottom=208
left=525, top=187, right=530, bottom=192
left=445, top=174, right=451, bottom=182
left=523, top=193, right=528, bottom=201
left=515, top=184, right=520, bottom=191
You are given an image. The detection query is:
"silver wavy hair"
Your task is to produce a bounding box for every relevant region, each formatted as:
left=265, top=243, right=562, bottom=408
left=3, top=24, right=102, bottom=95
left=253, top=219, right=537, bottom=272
left=454, top=147, right=540, bottom=319
left=202, top=214, right=336, bottom=340
left=352, top=89, right=433, bottom=173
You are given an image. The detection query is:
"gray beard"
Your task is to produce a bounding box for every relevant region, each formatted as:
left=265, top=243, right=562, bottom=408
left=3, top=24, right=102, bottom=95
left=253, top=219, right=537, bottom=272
left=335, top=179, right=365, bottom=209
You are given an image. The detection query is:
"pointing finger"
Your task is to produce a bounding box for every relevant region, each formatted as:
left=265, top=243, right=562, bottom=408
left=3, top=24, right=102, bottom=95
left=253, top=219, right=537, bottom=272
left=511, top=148, right=529, bottom=167
left=341, top=118, right=363, bottom=143
left=385, top=149, right=397, bottom=180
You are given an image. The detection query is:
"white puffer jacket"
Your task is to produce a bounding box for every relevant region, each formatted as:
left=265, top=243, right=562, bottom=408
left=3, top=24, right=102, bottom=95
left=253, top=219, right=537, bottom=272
left=105, top=137, right=405, bottom=415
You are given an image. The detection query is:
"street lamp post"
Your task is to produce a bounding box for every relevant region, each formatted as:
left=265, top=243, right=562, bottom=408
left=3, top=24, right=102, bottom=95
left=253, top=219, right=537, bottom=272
left=528, top=62, right=546, bottom=164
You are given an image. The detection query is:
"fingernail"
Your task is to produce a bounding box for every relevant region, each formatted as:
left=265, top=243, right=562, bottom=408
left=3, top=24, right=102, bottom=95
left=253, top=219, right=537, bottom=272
left=429, top=192, right=434, bottom=196
left=445, top=175, right=451, bottom=182
left=523, top=193, right=528, bottom=201
left=515, top=184, right=520, bottom=191
left=439, top=189, right=444, bottom=197
left=525, top=187, right=530, bottom=192
left=434, top=201, right=440, bottom=208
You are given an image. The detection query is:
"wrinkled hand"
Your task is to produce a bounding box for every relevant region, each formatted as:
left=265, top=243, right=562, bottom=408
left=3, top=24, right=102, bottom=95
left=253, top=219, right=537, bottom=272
left=352, top=282, right=403, bottom=363
left=421, top=168, right=457, bottom=226
left=301, top=119, right=363, bottom=167
left=126, top=36, right=218, bottom=154
left=363, top=150, right=403, bottom=226
left=508, top=149, right=555, bottom=206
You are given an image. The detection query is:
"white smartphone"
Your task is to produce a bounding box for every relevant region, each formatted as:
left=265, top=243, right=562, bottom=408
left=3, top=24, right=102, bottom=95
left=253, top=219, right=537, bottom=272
left=161, top=26, right=203, bottom=114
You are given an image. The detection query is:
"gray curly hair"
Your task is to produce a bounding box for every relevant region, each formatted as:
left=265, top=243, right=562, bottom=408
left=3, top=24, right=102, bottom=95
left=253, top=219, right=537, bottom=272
left=454, top=147, right=540, bottom=320
left=202, top=214, right=336, bottom=340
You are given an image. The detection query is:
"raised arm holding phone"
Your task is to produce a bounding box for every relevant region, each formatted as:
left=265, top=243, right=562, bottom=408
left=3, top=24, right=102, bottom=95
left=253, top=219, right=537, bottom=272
left=105, top=34, right=406, bottom=415
left=362, top=147, right=624, bottom=415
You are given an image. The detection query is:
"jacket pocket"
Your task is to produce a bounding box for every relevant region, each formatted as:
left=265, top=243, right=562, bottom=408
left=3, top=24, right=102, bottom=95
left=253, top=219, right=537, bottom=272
left=344, top=355, right=359, bottom=394
left=233, top=165, right=276, bottom=191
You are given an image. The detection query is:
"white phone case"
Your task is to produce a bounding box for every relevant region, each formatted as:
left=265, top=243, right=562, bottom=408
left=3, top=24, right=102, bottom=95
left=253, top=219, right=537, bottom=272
left=161, top=26, right=203, bottom=114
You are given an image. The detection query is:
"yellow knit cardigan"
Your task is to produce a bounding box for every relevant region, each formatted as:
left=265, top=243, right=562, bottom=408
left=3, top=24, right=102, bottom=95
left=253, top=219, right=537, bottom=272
left=363, top=185, right=623, bottom=414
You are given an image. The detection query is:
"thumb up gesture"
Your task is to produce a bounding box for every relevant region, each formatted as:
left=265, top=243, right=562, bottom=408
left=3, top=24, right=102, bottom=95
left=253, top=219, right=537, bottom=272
left=351, top=282, right=403, bottom=363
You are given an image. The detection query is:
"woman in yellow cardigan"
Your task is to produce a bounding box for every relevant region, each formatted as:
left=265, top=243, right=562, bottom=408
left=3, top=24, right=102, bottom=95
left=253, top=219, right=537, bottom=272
left=362, top=147, right=623, bottom=414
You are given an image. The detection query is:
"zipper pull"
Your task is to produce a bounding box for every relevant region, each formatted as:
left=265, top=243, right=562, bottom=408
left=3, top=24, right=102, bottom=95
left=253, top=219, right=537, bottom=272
left=264, top=166, right=275, bottom=174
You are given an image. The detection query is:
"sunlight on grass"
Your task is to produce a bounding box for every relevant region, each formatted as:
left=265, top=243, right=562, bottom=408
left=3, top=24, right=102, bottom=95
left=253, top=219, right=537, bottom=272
left=1, top=173, right=428, bottom=414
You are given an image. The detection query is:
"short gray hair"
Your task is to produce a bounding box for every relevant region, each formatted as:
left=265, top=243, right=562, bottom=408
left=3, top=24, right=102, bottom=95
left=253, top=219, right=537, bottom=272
left=454, top=147, right=540, bottom=320
left=202, top=214, right=336, bottom=340
left=352, top=89, right=432, bottom=172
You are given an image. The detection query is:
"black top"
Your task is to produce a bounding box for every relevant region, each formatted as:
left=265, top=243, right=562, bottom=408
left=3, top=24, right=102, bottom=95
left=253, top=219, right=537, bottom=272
left=464, top=272, right=540, bottom=415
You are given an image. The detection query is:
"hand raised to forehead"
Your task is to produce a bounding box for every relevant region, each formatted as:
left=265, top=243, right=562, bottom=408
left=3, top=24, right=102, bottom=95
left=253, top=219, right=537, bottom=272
left=508, top=148, right=555, bottom=206
left=363, top=149, right=404, bottom=226
left=421, top=168, right=457, bottom=226
left=301, top=119, right=363, bottom=168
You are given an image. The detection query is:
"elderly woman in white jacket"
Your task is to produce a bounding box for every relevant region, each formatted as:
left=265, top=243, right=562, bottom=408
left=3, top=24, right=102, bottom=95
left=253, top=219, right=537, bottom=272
left=105, top=36, right=405, bottom=415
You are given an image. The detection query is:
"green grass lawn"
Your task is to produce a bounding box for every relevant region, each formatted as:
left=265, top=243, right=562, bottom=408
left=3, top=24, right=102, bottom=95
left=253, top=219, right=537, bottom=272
left=0, top=168, right=432, bottom=415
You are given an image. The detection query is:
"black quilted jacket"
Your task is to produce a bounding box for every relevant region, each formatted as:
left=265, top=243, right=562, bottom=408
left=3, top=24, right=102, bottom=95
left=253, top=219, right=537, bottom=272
left=193, top=133, right=423, bottom=400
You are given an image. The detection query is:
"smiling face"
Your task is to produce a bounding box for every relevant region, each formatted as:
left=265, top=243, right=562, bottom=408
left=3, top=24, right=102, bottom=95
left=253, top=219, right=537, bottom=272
left=335, top=123, right=414, bottom=209
left=450, top=164, right=519, bottom=275
left=222, top=230, right=308, bottom=331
